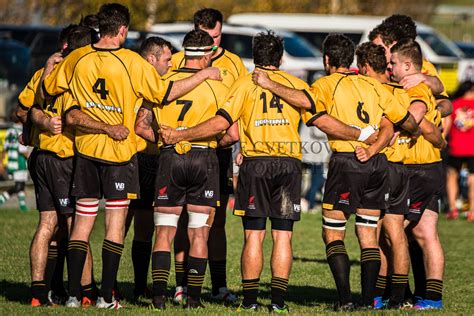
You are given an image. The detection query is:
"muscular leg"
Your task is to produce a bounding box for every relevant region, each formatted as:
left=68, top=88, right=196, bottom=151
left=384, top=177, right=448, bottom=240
left=241, top=228, right=266, bottom=306
left=270, top=227, right=293, bottom=308
left=174, top=211, right=189, bottom=290
left=374, top=218, right=389, bottom=301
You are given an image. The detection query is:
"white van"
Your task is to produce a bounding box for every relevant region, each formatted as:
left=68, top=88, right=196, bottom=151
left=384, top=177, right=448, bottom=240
left=150, top=23, right=326, bottom=83
left=228, top=13, right=464, bottom=92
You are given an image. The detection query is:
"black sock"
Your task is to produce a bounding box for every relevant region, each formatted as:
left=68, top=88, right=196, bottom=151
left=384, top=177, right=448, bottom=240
left=175, top=260, right=187, bottom=287
left=271, top=277, right=288, bottom=307
left=326, top=240, right=352, bottom=304
left=101, top=239, right=124, bottom=302
left=132, top=240, right=152, bottom=295
left=383, top=275, right=392, bottom=299
left=44, top=245, right=58, bottom=292
left=81, top=283, right=95, bottom=300
left=374, top=275, right=387, bottom=297
left=425, top=279, right=443, bottom=301
left=242, top=278, right=259, bottom=306
left=390, top=274, right=408, bottom=304
left=31, top=281, right=48, bottom=303
left=51, top=239, right=68, bottom=295
left=209, top=260, right=227, bottom=295
left=409, top=241, right=426, bottom=298
left=187, top=256, right=207, bottom=301
left=67, top=240, right=88, bottom=299
left=151, top=251, right=171, bottom=297
left=360, top=248, right=381, bottom=306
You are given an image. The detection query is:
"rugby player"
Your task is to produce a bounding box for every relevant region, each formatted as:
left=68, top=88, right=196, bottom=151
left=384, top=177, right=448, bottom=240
left=135, top=30, right=229, bottom=310
left=171, top=8, right=247, bottom=303
left=41, top=3, right=221, bottom=309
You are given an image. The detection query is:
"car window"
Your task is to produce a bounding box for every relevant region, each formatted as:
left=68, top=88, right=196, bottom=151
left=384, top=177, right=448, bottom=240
left=283, top=34, right=321, bottom=58
left=418, top=32, right=459, bottom=58
left=295, top=31, right=362, bottom=50
left=220, top=33, right=253, bottom=59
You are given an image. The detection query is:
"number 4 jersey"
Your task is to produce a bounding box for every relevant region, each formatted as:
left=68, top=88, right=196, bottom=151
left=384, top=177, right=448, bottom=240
left=43, top=45, right=173, bottom=164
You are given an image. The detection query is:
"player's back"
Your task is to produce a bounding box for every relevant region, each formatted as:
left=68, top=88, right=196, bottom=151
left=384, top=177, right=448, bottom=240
left=157, top=68, right=229, bottom=148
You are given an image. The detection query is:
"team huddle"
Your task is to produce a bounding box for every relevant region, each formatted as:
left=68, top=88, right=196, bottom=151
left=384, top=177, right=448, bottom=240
left=18, top=3, right=449, bottom=312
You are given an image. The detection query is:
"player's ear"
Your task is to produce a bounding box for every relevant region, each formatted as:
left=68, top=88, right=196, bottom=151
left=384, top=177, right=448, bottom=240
left=146, top=54, right=156, bottom=65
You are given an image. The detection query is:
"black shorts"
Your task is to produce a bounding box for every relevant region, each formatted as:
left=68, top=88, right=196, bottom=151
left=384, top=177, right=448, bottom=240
left=241, top=216, right=294, bottom=231
left=447, top=155, right=474, bottom=173
left=34, top=151, right=74, bottom=214
left=323, top=153, right=389, bottom=214
left=384, top=162, right=410, bottom=216
left=154, top=148, right=219, bottom=207
left=405, top=162, right=443, bottom=222
left=71, top=154, right=140, bottom=200
left=129, top=153, right=159, bottom=210
left=217, top=147, right=234, bottom=195
left=28, top=147, right=39, bottom=186
left=234, top=157, right=302, bottom=221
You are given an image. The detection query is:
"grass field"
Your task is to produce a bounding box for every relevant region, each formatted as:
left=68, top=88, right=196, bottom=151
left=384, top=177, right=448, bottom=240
left=0, top=207, right=473, bottom=315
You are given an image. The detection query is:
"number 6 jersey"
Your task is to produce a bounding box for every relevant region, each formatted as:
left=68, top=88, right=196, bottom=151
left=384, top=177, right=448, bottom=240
left=43, top=45, right=173, bottom=164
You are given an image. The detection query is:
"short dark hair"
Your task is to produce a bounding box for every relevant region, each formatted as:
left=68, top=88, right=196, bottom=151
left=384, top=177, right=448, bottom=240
left=194, top=8, right=223, bottom=30
left=63, top=26, right=94, bottom=57
left=356, top=42, right=387, bottom=74
left=370, top=14, right=417, bottom=46
left=252, top=31, right=284, bottom=68
left=97, top=3, right=130, bottom=37
left=79, top=14, right=100, bottom=43
left=182, top=29, right=214, bottom=59
left=391, top=38, right=423, bottom=70
left=322, top=34, right=354, bottom=68
left=58, top=24, right=77, bottom=50
left=139, top=37, right=172, bottom=58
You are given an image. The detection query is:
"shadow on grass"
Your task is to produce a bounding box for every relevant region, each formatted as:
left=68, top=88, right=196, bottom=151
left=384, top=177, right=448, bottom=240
left=293, top=256, right=360, bottom=266
left=0, top=279, right=30, bottom=304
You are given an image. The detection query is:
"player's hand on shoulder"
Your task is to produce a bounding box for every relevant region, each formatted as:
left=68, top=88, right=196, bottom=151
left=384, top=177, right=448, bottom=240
left=47, top=116, right=62, bottom=135
left=45, top=52, right=63, bottom=71
left=105, top=124, right=129, bottom=141
left=400, top=73, right=424, bottom=90
left=202, top=67, right=222, bottom=81
left=252, top=68, right=272, bottom=89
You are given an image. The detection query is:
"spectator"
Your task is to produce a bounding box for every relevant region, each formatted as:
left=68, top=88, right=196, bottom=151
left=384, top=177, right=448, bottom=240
left=445, top=80, right=474, bottom=221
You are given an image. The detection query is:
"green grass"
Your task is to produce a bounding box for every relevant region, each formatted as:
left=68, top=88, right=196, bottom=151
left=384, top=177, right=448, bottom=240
left=0, top=208, right=473, bottom=315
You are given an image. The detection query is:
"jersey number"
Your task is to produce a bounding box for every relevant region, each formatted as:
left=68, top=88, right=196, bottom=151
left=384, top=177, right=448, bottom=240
left=92, top=78, right=109, bottom=100
left=177, top=100, right=193, bottom=121
left=356, top=101, right=370, bottom=123
left=260, top=92, right=283, bottom=113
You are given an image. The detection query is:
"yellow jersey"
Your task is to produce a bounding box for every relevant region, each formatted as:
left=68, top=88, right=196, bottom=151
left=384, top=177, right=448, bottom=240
left=43, top=44, right=172, bottom=163
left=18, top=68, right=43, bottom=147
left=422, top=59, right=449, bottom=99
left=218, top=67, right=319, bottom=160
left=172, top=48, right=248, bottom=88
left=311, top=73, right=409, bottom=153
left=156, top=68, right=229, bottom=149
left=403, top=83, right=442, bottom=164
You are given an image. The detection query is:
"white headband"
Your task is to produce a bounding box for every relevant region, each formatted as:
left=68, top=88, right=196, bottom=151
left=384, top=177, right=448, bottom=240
left=184, top=45, right=217, bottom=56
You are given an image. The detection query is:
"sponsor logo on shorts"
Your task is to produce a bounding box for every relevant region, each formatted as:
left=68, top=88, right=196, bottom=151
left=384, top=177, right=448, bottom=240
left=115, top=182, right=125, bottom=191
left=188, top=269, right=198, bottom=274
left=248, top=195, right=256, bottom=210
left=59, top=198, right=70, bottom=207
left=385, top=193, right=389, bottom=202
left=409, top=201, right=422, bottom=214
left=293, top=204, right=301, bottom=212
left=204, top=190, right=214, bottom=198
left=157, top=186, right=168, bottom=200
left=339, top=192, right=350, bottom=205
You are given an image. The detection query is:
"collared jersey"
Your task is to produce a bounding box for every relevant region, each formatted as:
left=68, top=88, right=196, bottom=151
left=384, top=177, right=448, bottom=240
left=217, top=67, right=319, bottom=160
left=172, top=48, right=248, bottom=88
left=18, top=68, right=43, bottom=148
left=156, top=68, right=229, bottom=149
left=382, top=82, right=411, bottom=163
left=311, top=73, right=409, bottom=153
left=422, top=59, right=449, bottom=99
left=43, top=44, right=173, bottom=164
left=404, top=83, right=442, bottom=164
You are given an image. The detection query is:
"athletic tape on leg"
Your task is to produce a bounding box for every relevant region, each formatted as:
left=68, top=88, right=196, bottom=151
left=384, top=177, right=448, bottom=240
left=322, top=216, right=347, bottom=230
left=188, top=211, right=210, bottom=228
left=355, top=214, right=379, bottom=228
left=105, top=199, right=130, bottom=210
left=76, top=199, right=99, bottom=217
left=154, top=212, right=180, bottom=227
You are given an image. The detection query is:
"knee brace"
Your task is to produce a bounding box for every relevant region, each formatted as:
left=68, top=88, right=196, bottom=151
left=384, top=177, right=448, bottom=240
left=322, top=216, right=347, bottom=231
left=105, top=199, right=130, bottom=210
left=76, top=199, right=99, bottom=217
left=187, top=211, right=210, bottom=228
left=355, top=213, right=379, bottom=228
left=154, top=212, right=180, bottom=227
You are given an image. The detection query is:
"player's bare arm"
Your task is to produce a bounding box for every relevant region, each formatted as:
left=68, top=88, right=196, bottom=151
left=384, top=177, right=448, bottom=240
left=135, top=106, right=157, bottom=143
left=166, top=67, right=222, bottom=102
left=161, top=115, right=230, bottom=145
left=311, top=114, right=378, bottom=144
left=66, top=108, right=129, bottom=141
left=398, top=113, right=421, bottom=138
left=408, top=101, right=428, bottom=123
left=39, top=52, right=63, bottom=99
left=355, top=117, right=394, bottom=162
left=30, top=106, right=62, bottom=135
left=217, top=122, right=239, bottom=147
left=252, top=69, right=312, bottom=110
left=16, top=106, right=29, bottom=125
left=436, top=99, right=453, bottom=117
left=419, top=118, right=447, bottom=149
left=400, top=73, right=444, bottom=95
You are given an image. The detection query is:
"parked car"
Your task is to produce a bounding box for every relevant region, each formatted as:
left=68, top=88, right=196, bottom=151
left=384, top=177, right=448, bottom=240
left=456, top=42, right=474, bottom=83
left=150, top=22, right=326, bottom=83
left=228, top=13, right=464, bottom=92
